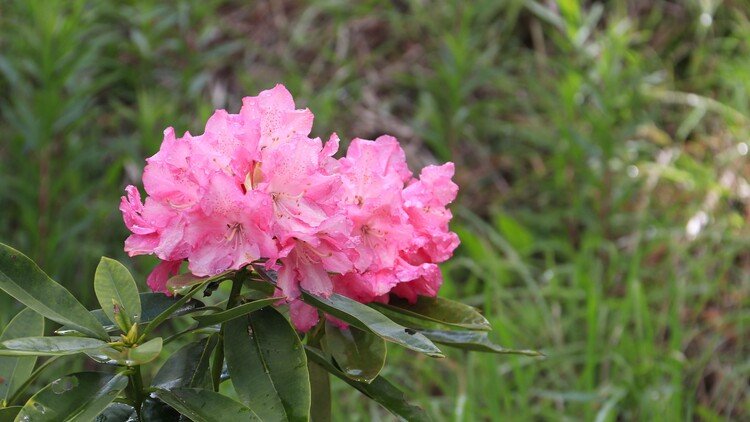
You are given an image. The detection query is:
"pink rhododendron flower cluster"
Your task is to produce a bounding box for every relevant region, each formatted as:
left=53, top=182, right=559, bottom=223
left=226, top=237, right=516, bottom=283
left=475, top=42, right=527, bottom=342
left=121, top=84, right=459, bottom=331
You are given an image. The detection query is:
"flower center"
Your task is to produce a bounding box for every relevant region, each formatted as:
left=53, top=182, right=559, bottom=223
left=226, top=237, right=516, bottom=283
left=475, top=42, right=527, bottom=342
left=243, top=162, right=263, bottom=192
left=225, top=223, right=243, bottom=242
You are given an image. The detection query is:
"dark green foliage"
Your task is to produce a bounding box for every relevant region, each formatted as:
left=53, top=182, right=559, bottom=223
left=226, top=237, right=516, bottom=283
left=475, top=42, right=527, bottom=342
left=0, top=248, right=518, bottom=420
left=0, top=309, right=43, bottom=404
left=224, top=308, right=311, bottom=421
left=15, top=372, right=128, bottom=421
left=322, top=323, right=386, bottom=384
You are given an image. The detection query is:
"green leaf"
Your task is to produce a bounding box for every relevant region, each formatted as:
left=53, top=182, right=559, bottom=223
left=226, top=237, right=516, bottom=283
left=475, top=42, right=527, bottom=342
left=0, top=406, right=21, bottom=422
left=140, top=293, right=205, bottom=323
left=125, top=337, right=163, bottom=364
left=141, top=282, right=210, bottom=338
left=166, top=273, right=208, bottom=294
left=88, top=338, right=163, bottom=366
left=419, top=329, right=543, bottom=356
left=372, top=296, right=491, bottom=331
left=0, top=243, right=109, bottom=340
left=55, top=310, right=116, bottom=336
left=96, top=403, right=136, bottom=421
left=3, top=356, right=62, bottom=407
left=308, top=359, right=331, bottom=422
left=224, top=308, right=310, bottom=421
left=16, top=372, right=128, bottom=421
left=192, top=297, right=281, bottom=328
left=250, top=266, right=442, bottom=357
left=94, top=257, right=141, bottom=330
left=154, top=388, right=260, bottom=422
left=140, top=397, right=180, bottom=421
left=305, top=347, right=431, bottom=422
left=307, top=326, right=331, bottom=422
left=0, top=308, right=44, bottom=404
left=152, top=335, right=218, bottom=390
left=323, top=322, right=386, bottom=384
left=166, top=270, right=232, bottom=295
left=0, top=337, right=109, bottom=357
left=302, top=291, right=444, bottom=358
left=56, top=293, right=205, bottom=336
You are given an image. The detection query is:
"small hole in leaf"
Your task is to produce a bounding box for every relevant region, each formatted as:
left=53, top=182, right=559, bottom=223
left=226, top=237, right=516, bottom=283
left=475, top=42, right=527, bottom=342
left=404, top=328, right=416, bottom=335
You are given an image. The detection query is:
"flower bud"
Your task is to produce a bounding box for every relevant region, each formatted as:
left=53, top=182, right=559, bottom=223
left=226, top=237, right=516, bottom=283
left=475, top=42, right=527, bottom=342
left=112, top=299, right=133, bottom=333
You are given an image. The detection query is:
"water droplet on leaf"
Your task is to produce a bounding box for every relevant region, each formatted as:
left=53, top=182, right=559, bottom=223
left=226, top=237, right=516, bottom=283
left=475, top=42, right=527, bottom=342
left=51, top=376, right=78, bottom=394
left=32, top=402, right=47, bottom=413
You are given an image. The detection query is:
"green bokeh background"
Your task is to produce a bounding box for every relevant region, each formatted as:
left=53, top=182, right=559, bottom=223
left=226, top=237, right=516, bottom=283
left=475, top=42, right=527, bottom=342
left=0, top=0, right=748, bottom=420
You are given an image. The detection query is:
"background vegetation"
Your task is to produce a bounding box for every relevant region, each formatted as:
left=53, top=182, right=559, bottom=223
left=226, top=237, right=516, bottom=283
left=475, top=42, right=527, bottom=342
left=1, top=0, right=748, bottom=420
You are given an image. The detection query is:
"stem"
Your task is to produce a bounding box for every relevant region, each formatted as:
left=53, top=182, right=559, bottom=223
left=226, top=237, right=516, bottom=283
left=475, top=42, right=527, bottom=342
left=127, top=365, right=145, bottom=419
left=211, top=275, right=244, bottom=391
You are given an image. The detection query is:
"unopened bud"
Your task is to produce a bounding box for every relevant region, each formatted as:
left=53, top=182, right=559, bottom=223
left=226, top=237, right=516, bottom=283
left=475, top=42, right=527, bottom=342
left=125, top=322, right=139, bottom=345
left=112, top=299, right=133, bottom=333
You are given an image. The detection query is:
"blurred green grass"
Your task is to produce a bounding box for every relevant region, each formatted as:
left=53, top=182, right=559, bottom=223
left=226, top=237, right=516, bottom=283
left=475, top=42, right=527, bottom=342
left=0, top=0, right=748, bottom=420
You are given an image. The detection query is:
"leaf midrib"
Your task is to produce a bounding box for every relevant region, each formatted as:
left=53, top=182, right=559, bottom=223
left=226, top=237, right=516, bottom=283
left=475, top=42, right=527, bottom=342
left=249, top=315, right=290, bottom=421
left=103, top=265, right=128, bottom=316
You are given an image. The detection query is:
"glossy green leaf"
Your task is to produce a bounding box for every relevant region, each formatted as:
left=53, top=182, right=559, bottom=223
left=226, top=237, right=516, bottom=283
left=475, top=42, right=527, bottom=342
left=224, top=308, right=310, bottom=421
left=323, top=322, right=386, bottom=384
left=94, top=257, right=141, bottom=329
left=89, top=337, right=163, bottom=366
left=126, top=337, right=163, bottom=364
left=192, top=297, right=280, bottom=328
left=308, top=360, right=331, bottom=422
left=139, top=293, right=205, bottom=323
left=3, top=356, right=62, bottom=407
left=55, top=310, right=117, bottom=336
left=140, top=397, right=180, bottom=421
left=141, top=281, right=210, bottom=338
left=16, top=372, right=128, bottom=421
left=152, top=335, right=218, bottom=390
left=166, top=273, right=207, bottom=294
left=372, top=296, right=491, bottom=331
left=166, top=270, right=232, bottom=295
left=56, top=293, right=205, bottom=336
left=0, top=337, right=108, bottom=357
left=419, top=329, right=543, bottom=356
left=0, top=308, right=44, bottom=404
left=96, top=403, right=136, bottom=422
left=307, top=327, right=331, bottom=422
left=154, top=388, right=260, bottom=422
left=302, top=291, right=443, bottom=358
left=305, top=347, right=430, bottom=422
left=0, top=243, right=108, bottom=340
left=251, top=266, right=443, bottom=357
left=0, top=406, right=21, bottom=422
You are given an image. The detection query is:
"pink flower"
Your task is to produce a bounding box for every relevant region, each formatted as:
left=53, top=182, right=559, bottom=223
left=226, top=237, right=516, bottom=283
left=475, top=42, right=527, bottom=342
left=338, top=137, right=414, bottom=271
left=277, top=216, right=354, bottom=299
left=184, top=172, right=277, bottom=276
left=333, top=271, right=396, bottom=303
left=120, top=83, right=460, bottom=332
left=401, top=163, right=460, bottom=263
left=256, top=135, right=340, bottom=239
left=146, top=260, right=182, bottom=295
left=390, top=260, right=443, bottom=303
left=240, top=84, right=314, bottom=150
left=289, top=300, right=319, bottom=332
left=121, top=185, right=186, bottom=259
